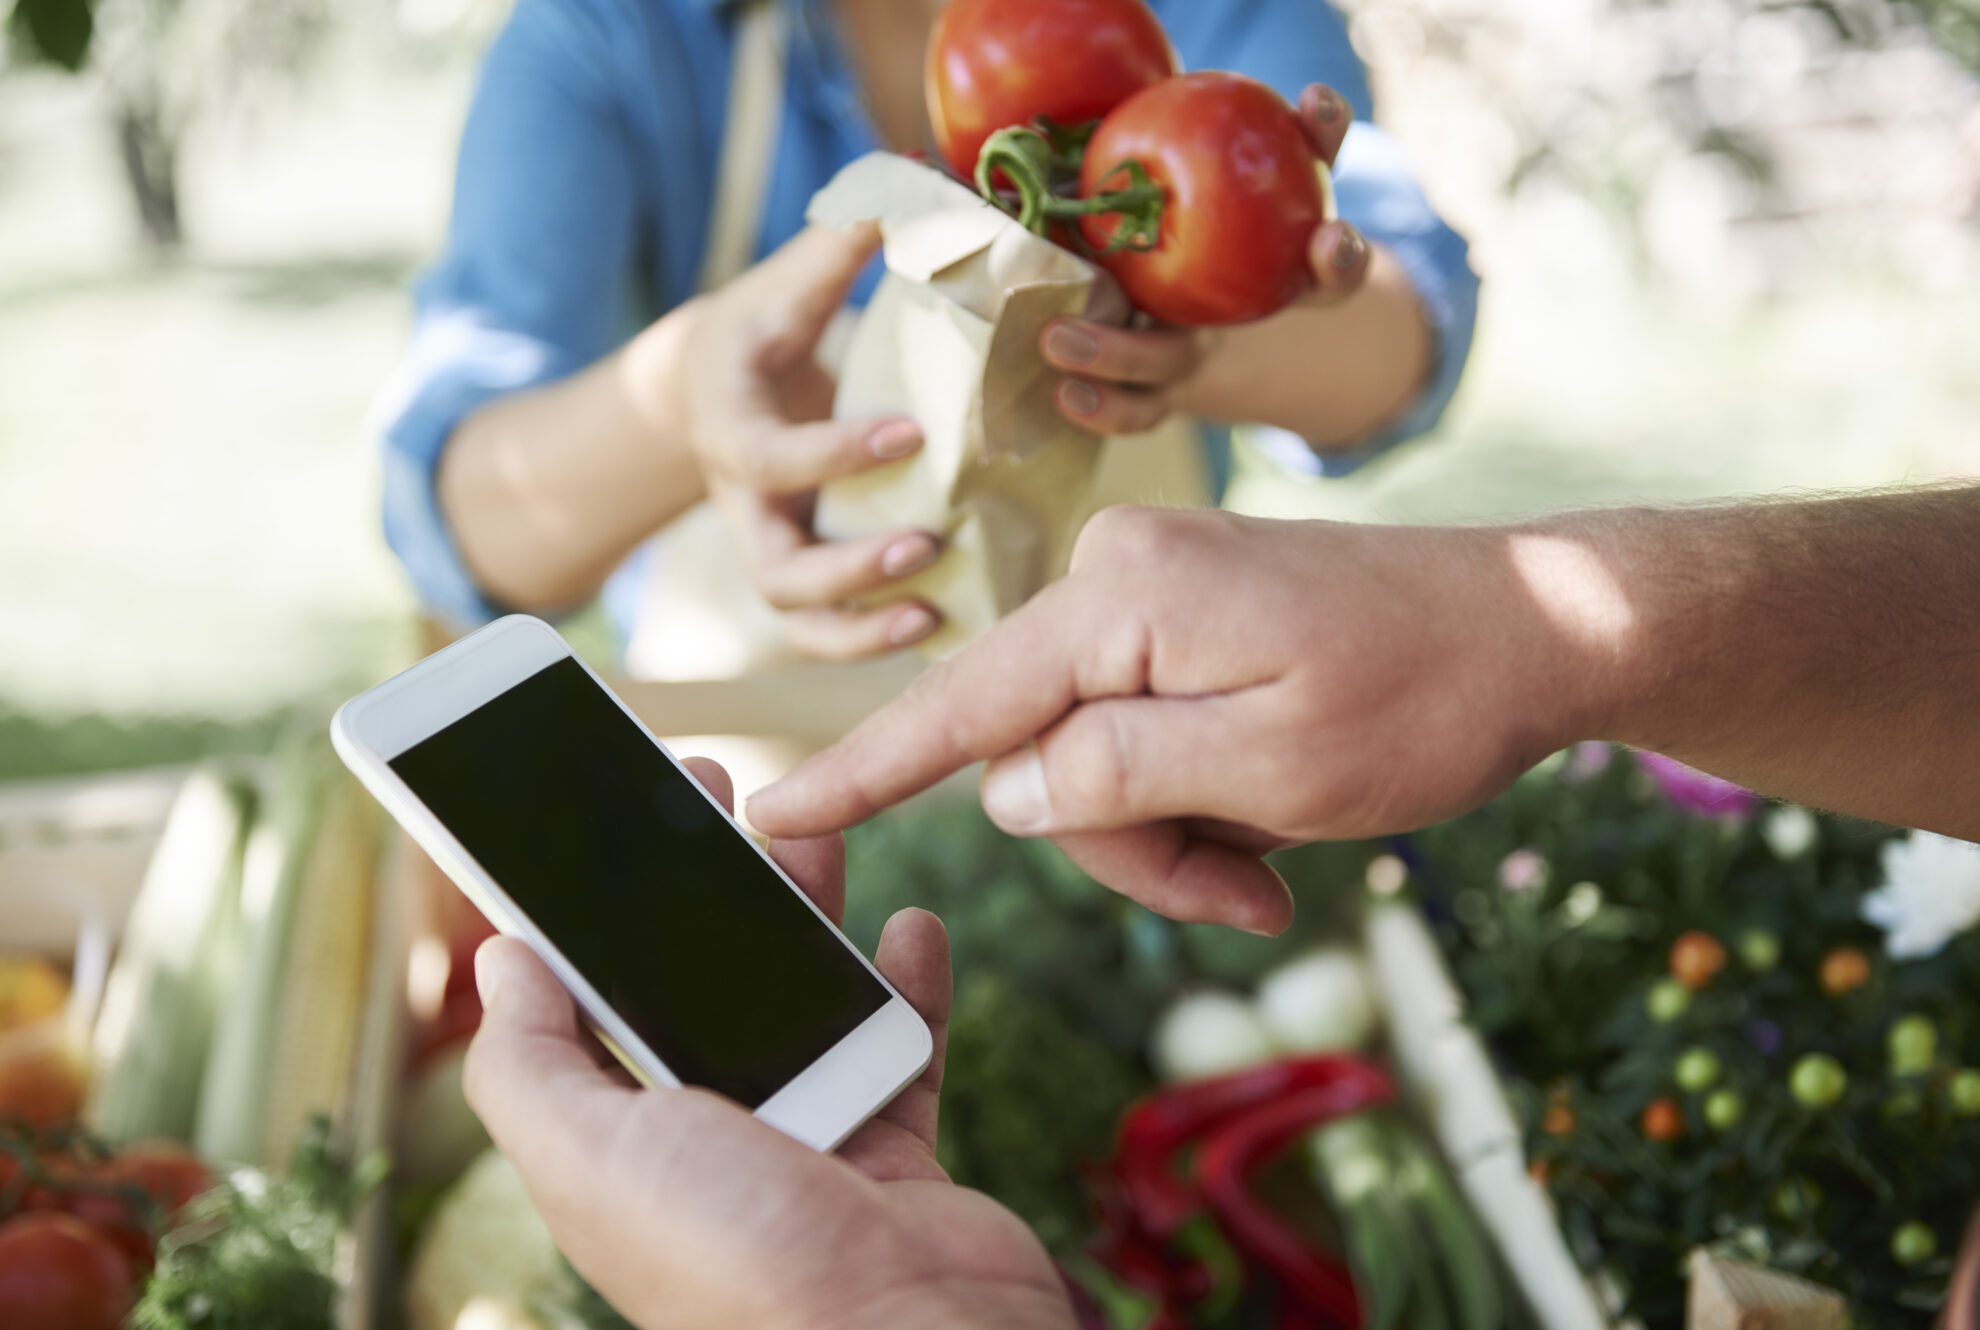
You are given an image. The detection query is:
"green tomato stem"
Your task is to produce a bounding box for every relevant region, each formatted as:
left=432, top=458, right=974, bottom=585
left=974, top=126, right=1165, bottom=255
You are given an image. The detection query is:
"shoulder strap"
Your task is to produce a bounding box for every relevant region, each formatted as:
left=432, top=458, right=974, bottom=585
left=697, top=0, right=790, bottom=293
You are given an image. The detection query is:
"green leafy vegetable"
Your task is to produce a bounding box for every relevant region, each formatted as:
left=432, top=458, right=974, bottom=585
left=130, top=1115, right=386, bottom=1330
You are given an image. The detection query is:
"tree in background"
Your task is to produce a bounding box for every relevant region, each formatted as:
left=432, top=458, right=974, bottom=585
left=1336, top=0, right=1980, bottom=298
left=3, top=0, right=1975, bottom=254
left=6, top=0, right=330, bottom=249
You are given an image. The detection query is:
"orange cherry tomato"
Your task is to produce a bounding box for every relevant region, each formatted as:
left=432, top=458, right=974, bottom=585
left=1819, top=946, right=1871, bottom=996
left=0, top=1024, right=87, bottom=1127
left=0, top=957, right=69, bottom=1033
left=1669, top=931, right=1728, bottom=991
left=1641, top=1097, right=1684, bottom=1142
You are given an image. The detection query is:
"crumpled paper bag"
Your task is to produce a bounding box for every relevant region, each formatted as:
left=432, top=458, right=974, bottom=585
left=806, top=151, right=1132, bottom=657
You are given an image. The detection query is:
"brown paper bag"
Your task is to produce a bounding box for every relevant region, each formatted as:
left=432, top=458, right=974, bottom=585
left=806, top=152, right=1141, bottom=657
left=627, top=153, right=1209, bottom=684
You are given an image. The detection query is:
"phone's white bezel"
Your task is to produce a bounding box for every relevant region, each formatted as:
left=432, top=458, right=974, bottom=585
left=330, top=615, right=931, bottom=1152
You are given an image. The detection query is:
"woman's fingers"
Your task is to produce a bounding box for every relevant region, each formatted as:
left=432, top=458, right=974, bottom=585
left=754, top=525, right=943, bottom=611
left=737, top=222, right=885, bottom=367
left=782, top=601, right=941, bottom=660
left=1297, top=84, right=1354, bottom=168
left=1040, top=319, right=1204, bottom=387
left=718, top=484, right=942, bottom=611
left=1053, top=376, right=1174, bottom=435
left=711, top=414, right=923, bottom=495
left=1304, top=219, right=1372, bottom=306
left=1041, top=319, right=1199, bottom=432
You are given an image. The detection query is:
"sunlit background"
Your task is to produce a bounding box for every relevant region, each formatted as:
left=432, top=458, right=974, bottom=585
left=2, top=0, right=1977, bottom=777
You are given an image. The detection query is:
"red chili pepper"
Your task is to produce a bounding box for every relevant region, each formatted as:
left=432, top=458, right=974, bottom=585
left=1116, top=1055, right=1383, bottom=1237
left=1194, top=1065, right=1394, bottom=1327
left=1090, top=1056, right=1393, bottom=1328
left=1271, top=1298, right=1333, bottom=1330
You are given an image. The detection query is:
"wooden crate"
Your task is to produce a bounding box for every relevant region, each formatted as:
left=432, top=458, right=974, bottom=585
left=0, top=763, right=407, bottom=1330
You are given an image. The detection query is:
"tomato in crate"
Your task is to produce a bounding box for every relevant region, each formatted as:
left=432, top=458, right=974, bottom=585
left=0, top=952, right=84, bottom=1124
left=0, top=1210, right=136, bottom=1330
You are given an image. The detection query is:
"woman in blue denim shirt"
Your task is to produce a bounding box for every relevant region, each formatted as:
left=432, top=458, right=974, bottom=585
left=377, top=0, right=1478, bottom=660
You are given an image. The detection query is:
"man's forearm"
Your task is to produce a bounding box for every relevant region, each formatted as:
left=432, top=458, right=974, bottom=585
left=1177, top=244, right=1432, bottom=449
left=1523, top=487, right=1980, bottom=838
left=438, top=300, right=708, bottom=611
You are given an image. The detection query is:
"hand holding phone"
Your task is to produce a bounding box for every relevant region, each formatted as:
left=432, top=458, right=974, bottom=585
left=333, top=616, right=931, bottom=1150
left=461, top=764, right=1076, bottom=1330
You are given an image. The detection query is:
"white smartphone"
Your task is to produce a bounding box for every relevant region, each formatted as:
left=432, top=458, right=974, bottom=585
left=331, top=614, right=932, bottom=1151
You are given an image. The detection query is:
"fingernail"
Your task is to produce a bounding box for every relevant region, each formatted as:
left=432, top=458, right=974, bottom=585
left=1057, top=378, right=1101, bottom=417
left=1331, top=227, right=1366, bottom=271
left=1310, top=87, right=1344, bottom=123
left=869, top=419, right=923, bottom=460
left=881, top=534, right=938, bottom=578
left=981, top=742, right=1053, bottom=835
left=1044, top=322, right=1099, bottom=366
left=474, top=944, right=504, bottom=1010
left=888, top=606, right=938, bottom=646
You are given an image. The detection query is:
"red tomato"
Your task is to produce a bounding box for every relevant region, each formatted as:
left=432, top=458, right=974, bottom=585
left=1078, top=73, right=1324, bottom=327
left=53, top=1143, right=210, bottom=1270
left=927, top=0, right=1176, bottom=180
left=0, top=1212, right=134, bottom=1330
left=106, top=1143, right=211, bottom=1216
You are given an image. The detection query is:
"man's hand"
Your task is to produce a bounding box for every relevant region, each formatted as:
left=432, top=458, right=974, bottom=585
left=463, top=756, right=1075, bottom=1330
left=752, top=489, right=1980, bottom=927
left=681, top=225, right=944, bottom=658
left=1040, top=84, right=1376, bottom=438
left=750, top=508, right=1605, bottom=934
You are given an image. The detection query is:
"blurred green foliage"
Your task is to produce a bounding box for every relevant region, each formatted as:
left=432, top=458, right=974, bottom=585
left=1417, top=752, right=1977, bottom=1327
left=839, top=800, right=1373, bottom=1249
left=0, top=704, right=298, bottom=784
left=8, top=0, right=92, bottom=70
left=1896, top=0, right=1980, bottom=65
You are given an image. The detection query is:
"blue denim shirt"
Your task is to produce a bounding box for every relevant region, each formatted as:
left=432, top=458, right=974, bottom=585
left=376, top=0, right=1480, bottom=634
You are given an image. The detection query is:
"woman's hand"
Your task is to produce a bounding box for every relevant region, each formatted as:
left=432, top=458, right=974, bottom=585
left=1039, top=84, right=1376, bottom=437
left=680, top=225, right=945, bottom=659
left=463, top=756, right=1077, bottom=1330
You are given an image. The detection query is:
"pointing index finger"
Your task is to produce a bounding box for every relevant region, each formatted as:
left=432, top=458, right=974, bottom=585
left=747, top=577, right=1130, bottom=837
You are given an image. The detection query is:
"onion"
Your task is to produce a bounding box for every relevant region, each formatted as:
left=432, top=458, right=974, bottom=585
left=1150, top=990, right=1276, bottom=1082
left=1255, top=948, right=1377, bottom=1054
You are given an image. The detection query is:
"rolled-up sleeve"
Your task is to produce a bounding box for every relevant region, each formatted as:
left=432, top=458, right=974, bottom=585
left=374, top=0, right=644, bottom=629
left=1289, top=121, right=1480, bottom=477
left=1158, top=0, right=1481, bottom=477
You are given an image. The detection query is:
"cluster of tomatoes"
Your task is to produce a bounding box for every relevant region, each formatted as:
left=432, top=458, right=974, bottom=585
left=0, top=1129, right=208, bottom=1330
left=926, top=0, right=1328, bottom=327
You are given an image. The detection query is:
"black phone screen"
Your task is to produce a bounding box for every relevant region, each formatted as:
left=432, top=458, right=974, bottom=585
left=390, top=656, right=887, bottom=1108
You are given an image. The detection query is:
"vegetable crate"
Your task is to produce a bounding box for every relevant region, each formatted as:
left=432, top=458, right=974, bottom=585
left=0, top=753, right=411, bottom=1329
